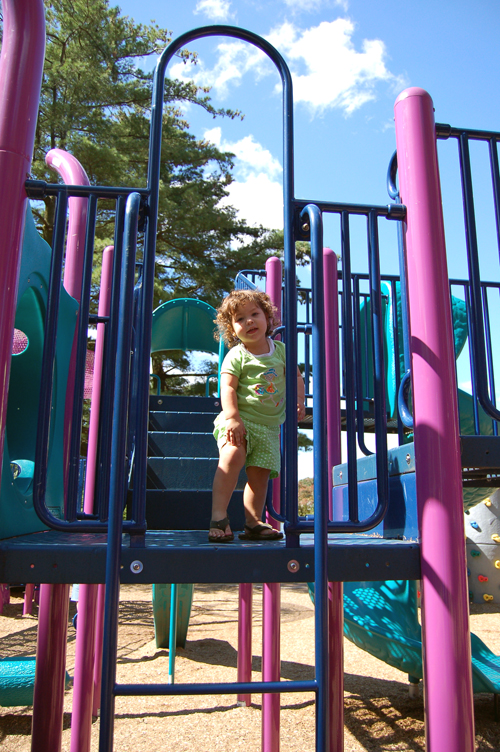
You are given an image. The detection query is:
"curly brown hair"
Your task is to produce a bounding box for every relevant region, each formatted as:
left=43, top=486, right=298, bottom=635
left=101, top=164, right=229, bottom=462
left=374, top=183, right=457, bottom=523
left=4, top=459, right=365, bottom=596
left=215, top=289, right=280, bottom=348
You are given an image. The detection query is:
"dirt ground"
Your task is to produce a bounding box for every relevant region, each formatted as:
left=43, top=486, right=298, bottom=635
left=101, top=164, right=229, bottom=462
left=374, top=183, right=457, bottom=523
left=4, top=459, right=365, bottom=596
left=1, top=583, right=499, bottom=751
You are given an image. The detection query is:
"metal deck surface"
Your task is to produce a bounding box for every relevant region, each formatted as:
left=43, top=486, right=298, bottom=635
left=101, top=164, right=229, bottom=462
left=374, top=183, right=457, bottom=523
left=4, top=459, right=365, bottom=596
left=0, top=530, right=420, bottom=584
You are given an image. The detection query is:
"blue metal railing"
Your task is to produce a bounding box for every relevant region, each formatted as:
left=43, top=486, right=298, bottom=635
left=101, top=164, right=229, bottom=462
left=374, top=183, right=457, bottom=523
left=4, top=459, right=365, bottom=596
left=25, top=182, right=147, bottom=533
left=391, top=127, right=500, bottom=440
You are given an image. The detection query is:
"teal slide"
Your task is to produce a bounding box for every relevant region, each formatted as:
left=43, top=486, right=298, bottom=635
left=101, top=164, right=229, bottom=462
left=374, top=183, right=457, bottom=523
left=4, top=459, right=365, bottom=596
left=343, top=581, right=500, bottom=693
left=331, top=284, right=500, bottom=693
left=309, top=581, right=500, bottom=692
left=0, top=208, right=78, bottom=706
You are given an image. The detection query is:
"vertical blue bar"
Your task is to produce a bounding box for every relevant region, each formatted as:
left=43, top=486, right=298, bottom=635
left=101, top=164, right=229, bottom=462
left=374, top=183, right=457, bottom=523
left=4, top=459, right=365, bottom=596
left=301, top=204, right=329, bottom=752
left=340, top=213, right=359, bottom=523
left=99, top=193, right=141, bottom=752
left=367, top=212, right=389, bottom=513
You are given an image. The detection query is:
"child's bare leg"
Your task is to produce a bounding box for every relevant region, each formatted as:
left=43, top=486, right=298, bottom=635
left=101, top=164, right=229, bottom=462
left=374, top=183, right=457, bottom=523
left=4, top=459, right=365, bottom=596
left=211, top=442, right=246, bottom=538
left=243, top=465, right=273, bottom=534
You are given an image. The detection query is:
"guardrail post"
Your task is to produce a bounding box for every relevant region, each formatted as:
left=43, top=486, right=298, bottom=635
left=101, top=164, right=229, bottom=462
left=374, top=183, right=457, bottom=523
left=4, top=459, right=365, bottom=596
left=394, top=87, right=474, bottom=752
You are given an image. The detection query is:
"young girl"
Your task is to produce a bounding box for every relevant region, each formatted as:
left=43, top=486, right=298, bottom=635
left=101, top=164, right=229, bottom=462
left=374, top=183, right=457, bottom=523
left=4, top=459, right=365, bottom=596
left=209, top=290, right=305, bottom=543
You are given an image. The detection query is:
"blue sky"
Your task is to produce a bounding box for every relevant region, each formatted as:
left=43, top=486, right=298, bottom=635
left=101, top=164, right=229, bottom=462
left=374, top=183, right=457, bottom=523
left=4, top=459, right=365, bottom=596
left=116, top=0, right=500, bottom=476
left=114, top=0, right=500, bottom=271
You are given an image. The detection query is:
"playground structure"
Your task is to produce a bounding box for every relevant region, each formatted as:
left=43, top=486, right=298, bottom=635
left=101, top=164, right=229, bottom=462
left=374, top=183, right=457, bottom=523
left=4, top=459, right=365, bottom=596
left=1, top=2, right=500, bottom=751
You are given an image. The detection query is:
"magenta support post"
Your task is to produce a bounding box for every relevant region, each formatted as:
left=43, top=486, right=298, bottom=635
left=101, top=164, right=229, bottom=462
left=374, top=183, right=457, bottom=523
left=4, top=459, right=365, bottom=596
left=237, top=583, right=253, bottom=706
left=262, top=256, right=283, bottom=752
left=46, top=149, right=90, bottom=507
left=0, top=0, right=45, bottom=486
left=32, top=583, right=71, bottom=752
left=394, top=88, right=474, bottom=752
left=323, top=248, right=343, bottom=752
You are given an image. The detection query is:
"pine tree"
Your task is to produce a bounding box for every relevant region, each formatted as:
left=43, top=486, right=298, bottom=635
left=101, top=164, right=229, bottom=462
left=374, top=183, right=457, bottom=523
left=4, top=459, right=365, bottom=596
left=29, top=0, right=278, bottom=309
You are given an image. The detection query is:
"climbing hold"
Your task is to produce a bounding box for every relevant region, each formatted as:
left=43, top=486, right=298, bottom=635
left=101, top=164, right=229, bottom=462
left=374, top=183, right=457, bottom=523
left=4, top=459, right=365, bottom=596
left=470, top=521, right=480, bottom=530
left=469, top=591, right=474, bottom=600
left=467, top=568, right=471, bottom=577
left=470, top=550, right=481, bottom=558
left=495, top=561, right=500, bottom=570
left=484, top=498, right=492, bottom=507
left=483, top=594, right=494, bottom=602
left=492, top=534, right=500, bottom=543
left=478, top=575, right=489, bottom=583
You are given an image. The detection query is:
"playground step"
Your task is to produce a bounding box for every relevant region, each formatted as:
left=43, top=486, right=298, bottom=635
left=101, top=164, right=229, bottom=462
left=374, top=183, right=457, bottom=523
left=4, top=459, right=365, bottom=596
left=145, top=489, right=246, bottom=530
left=147, top=457, right=246, bottom=491
left=149, top=411, right=216, bottom=433
left=148, top=432, right=217, bottom=459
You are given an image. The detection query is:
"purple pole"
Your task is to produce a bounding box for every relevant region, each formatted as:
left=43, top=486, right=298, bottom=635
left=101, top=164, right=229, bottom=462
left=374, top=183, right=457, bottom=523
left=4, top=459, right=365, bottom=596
left=70, top=585, right=98, bottom=752
left=92, top=584, right=106, bottom=717
left=237, top=583, right=253, bottom=706
left=0, top=0, right=45, bottom=487
left=323, top=248, right=343, bottom=752
left=262, top=582, right=280, bottom=752
left=70, top=245, right=114, bottom=750
left=32, top=584, right=70, bottom=752
left=0, top=6, right=72, bottom=752
left=394, top=88, right=474, bottom=752
left=44, top=152, right=96, bottom=752
left=82, top=245, right=114, bottom=513
left=24, top=583, right=35, bottom=616
left=262, top=256, right=283, bottom=752
left=45, top=149, right=89, bottom=507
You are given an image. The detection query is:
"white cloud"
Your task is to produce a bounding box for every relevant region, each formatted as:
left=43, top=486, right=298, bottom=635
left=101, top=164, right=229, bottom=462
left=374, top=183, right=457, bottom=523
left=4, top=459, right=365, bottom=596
left=284, top=0, right=349, bottom=13
left=170, top=41, right=268, bottom=100
left=194, top=0, right=233, bottom=21
left=267, top=19, right=396, bottom=114
left=171, top=18, right=402, bottom=116
left=204, top=127, right=283, bottom=229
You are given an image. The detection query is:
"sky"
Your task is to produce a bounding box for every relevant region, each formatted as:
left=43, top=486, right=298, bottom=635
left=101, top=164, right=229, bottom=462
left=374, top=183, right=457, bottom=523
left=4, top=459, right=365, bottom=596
left=115, top=0, right=500, bottom=476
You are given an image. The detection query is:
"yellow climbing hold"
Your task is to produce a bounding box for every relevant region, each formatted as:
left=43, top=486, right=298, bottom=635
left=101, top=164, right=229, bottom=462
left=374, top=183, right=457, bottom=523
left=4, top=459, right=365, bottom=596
left=492, top=534, right=500, bottom=543
left=484, top=498, right=492, bottom=507
left=495, top=561, right=500, bottom=569
left=483, top=594, right=494, bottom=602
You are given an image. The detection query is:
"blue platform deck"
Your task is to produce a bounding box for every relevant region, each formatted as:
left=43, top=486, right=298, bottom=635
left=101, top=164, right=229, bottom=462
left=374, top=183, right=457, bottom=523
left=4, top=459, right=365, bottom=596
left=0, top=530, right=420, bottom=585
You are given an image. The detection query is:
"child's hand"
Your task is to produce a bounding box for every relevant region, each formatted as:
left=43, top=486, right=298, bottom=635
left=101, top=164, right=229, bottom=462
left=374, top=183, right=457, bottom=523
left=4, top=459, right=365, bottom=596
left=297, top=401, right=306, bottom=422
left=226, top=418, right=246, bottom=447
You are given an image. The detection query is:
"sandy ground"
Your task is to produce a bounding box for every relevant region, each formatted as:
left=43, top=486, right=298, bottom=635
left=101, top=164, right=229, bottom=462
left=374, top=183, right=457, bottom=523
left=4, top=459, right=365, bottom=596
left=1, top=583, right=500, bottom=751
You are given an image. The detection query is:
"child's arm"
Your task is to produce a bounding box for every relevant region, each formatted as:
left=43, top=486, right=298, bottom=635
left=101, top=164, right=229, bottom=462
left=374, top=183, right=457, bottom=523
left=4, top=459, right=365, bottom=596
left=297, top=367, right=306, bottom=421
left=220, top=372, right=246, bottom=446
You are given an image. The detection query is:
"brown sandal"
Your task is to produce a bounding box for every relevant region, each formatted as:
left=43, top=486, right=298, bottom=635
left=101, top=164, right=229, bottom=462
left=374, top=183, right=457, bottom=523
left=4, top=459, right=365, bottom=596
left=208, top=516, right=234, bottom=543
left=238, top=523, right=283, bottom=541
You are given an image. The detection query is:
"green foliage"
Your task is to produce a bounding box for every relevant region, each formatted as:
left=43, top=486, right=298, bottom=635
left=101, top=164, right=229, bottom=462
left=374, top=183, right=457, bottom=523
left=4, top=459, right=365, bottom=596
left=298, top=430, right=313, bottom=451
left=298, top=477, right=314, bottom=516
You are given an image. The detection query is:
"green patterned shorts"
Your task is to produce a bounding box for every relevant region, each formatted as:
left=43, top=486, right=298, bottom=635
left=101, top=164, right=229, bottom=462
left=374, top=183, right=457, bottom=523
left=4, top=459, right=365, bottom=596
left=213, top=415, right=281, bottom=479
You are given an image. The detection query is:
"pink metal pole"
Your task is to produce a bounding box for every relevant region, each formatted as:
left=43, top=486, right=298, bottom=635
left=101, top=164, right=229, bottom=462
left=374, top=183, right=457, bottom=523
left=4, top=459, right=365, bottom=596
left=262, top=582, right=280, bottom=752
left=70, top=584, right=98, bottom=752
left=44, top=152, right=95, bottom=752
left=32, top=584, right=71, bottom=752
left=323, top=248, right=343, bottom=752
left=237, top=583, right=253, bottom=706
left=261, top=256, right=283, bottom=752
left=394, top=87, right=474, bottom=752
left=92, top=583, right=106, bottom=717
left=23, top=583, right=35, bottom=616
left=70, top=245, right=114, bottom=749
left=0, top=7, right=72, bottom=752
left=0, top=0, right=45, bottom=487
left=83, top=245, right=114, bottom=513
left=45, top=149, right=90, bottom=507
